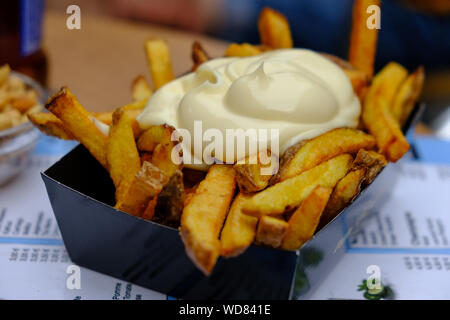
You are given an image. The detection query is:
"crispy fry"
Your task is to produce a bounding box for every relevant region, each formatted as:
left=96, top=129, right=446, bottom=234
left=258, top=7, right=293, bottom=49
left=281, top=186, right=332, bottom=250
left=107, top=108, right=142, bottom=203
left=137, top=124, right=175, bottom=152
left=255, top=216, right=289, bottom=248
left=153, top=170, right=185, bottom=227
left=353, top=149, right=387, bottom=184
left=349, top=0, right=380, bottom=78
left=234, top=151, right=277, bottom=193
left=46, top=87, right=108, bottom=168
left=220, top=193, right=258, bottom=257
left=243, top=154, right=353, bottom=217
left=320, top=169, right=366, bottom=228
left=180, top=165, right=236, bottom=275
left=362, top=62, right=410, bottom=162
left=27, top=112, right=74, bottom=140
left=392, top=66, right=425, bottom=127
left=225, top=43, right=264, bottom=57
left=151, top=142, right=180, bottom=178
left=141, top=197, right=158, bottom=221
left=273, top=128, right=375, bottom=183
left=116, top=161, right=168, bottom=217
left=192, top=41, right=210, bottom=71
left=132, top=75, right=153, bottom=102
left=144, top=39, right=175, bottom=90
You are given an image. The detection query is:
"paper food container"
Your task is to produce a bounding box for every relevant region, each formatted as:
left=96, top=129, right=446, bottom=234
left=41, top=105, right=424, bottom=300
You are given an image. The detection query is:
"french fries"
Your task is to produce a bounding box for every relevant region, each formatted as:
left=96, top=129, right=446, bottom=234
left=255, top=216, right=289, bottom=248
left=320, top=169, right=366, bottom=227
left=180, top=165, right=236, bottom=275
left=362, top=62, right=410, bottom=162
left=353, top=149, right=387, bottom=184
left=152, top=170, right=185, bottom=227
left=144, top=39, right=175, bottom=90
left=28, top=112, right=74, bottom=140
left=234, top=151, right=277, bottom=193
left=192, top=41, right=210, bottom=71
left=225, top=43, right=264, bottom=57
left=107, top=108, right=142, bottom=204
left=281, top=186, right=332, bottom=250
left=116, top=161, right=168, bottom=217
left=349, top=0, right=380, bottom=78
left=137, top=124, right=175, bottom=152
left=243, top=154, right=353, bottom=217
left=392, top=66, right=425, bottom=127
left=46, top=87, right=108, bottom=168
left=220, top=193, right=258, bottom=257
left=132, top=75, right=153, bottom=102
left=258, top=7, right=293, bottom=49
left=27, top=4, right=425, bottom=276
left=273, top=128, right=375, bottom=183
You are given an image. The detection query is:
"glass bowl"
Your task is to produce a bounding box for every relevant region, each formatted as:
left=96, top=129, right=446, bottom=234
left=0, top=72, right=47, bottom=186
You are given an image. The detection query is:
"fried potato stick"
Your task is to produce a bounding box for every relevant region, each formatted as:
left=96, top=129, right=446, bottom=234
left=45, top=87, right=108, bottom=168
left=144, top=39, right=175, bottom=90
left=349, top=0, right=380, bottom=78
left=362, top=62, right=409, bottom=162
left=258, top=7, right=293, bottom=49
left=273, top=128, right=375, bottom=182
left=281, top=186, right=332, bottom=250
left=255, top=216, right=289, bottom=248
left=220, top=193, right=258, bottom=257
left=180, top=165, right=236, bottom=275
left=243, top=154, right=353, bottom=217
left=107, top=108, right=141, bottom=204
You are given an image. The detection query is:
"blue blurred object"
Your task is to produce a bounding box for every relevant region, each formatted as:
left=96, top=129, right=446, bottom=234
left=413, top=136, right=450, bottom=164
left=214, top=0, right=450, bottom=71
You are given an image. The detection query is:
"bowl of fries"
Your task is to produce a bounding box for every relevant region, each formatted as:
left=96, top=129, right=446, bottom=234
left=0, top=65, right=45, bottom=185
left=34, top=2, right=425, bottom=299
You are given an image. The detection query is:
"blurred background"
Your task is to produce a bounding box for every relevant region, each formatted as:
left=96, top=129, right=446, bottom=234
left=1, top=0, right=450, bottom=139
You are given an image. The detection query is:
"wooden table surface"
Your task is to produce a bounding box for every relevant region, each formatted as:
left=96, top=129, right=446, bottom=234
left=43, top=11, right=229, bottom=112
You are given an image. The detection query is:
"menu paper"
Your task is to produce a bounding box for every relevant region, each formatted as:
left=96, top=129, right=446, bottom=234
left=0, top=137, right=449, bottom=300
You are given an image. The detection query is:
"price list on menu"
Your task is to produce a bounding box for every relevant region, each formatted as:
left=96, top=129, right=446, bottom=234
left=1, top=137, right=449, bottom=300
left=308, top=162, right=450, bottom=300
left=0, top=142, right=164, bottom=300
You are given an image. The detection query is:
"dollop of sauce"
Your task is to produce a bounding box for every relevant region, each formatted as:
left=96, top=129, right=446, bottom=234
left=138, top=49, right=360, bottom=168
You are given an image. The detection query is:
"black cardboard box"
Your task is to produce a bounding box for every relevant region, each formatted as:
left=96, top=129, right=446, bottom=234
left=41, top=105, right=423, bottom=300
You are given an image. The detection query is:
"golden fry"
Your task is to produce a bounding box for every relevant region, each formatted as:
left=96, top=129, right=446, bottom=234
left=243, top=154, right=353, bottom=217
left=353, top=149, right=387, bottom=184
left=220, top=193, right=258, bottom=257
left=281, top=186, right=332, bottom=250
left=27, top=112, right=74, bottom=140
left=180, top=165, right=236, bottom=275
left=107, top=108, right=141, bottom=204
left=225, top=43, right=263, bottom=57
left=362, top=62, right=410, bottom=162
left=144, top=39, right=175, bottom=90
left=116, top=161, right=168, bottom=217
left=46, top=87, right=108, bottom=168
left=132, top=75, right=153, bottom=102
left=234, top=151, right=277, bottom=193
left=192, top=41, right=210, bottom=71
left=274, top=128, right=375, bottom=182
left=255, top=216, right=289, bottom=248
left=137, top=124, right=176, bottom=152
left=392, top=66, right=425, bottom=126
left=320, top=169, right=366, bottom=228
left=349, top=0, right=380, bottom=77
left=258, top=7, right=293, bottom=49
